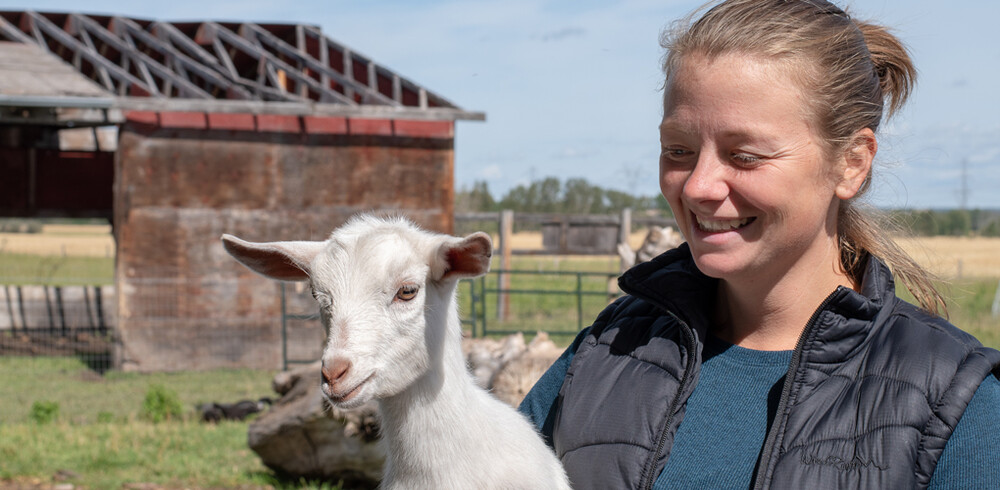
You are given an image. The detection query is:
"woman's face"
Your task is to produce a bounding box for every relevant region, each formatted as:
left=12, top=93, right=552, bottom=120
left=659, top=53, right=847, bottom=284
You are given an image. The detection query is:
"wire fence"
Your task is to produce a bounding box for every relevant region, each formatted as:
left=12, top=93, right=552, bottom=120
left=279, top=267, right=623, bottom=369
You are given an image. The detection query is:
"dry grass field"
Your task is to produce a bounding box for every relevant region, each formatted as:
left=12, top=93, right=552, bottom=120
left=507, top=230, right=1000, bottom=280
left=896, top=236, right=1000, bottom=279
left=1, top=226, right=997, bottom=281
left=0, top=224, right=114, bottom=258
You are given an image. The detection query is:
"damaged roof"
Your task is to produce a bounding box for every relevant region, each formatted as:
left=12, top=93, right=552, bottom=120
left=0, top=11, right=483, bottom=122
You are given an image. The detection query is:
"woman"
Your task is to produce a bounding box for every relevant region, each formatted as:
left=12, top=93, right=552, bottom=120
left=519, top=1, right=1000, bottom=488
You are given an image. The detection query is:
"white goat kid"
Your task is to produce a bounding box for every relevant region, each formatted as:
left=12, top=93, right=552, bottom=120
left=222, top=215, right=570, bottom=490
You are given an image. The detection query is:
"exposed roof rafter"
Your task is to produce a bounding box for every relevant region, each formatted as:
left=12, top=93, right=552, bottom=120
left=0, top=10, right=483, bottom=120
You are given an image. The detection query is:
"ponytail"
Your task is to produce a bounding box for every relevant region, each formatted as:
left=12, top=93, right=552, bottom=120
left=662, top=0, right=945, bottom=316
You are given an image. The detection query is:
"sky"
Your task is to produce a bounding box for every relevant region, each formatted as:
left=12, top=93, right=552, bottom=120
left=6, top=0, right=999, bottom=209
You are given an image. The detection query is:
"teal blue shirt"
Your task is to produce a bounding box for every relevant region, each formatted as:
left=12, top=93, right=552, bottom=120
left=520, top=328, right=1000, bottom=488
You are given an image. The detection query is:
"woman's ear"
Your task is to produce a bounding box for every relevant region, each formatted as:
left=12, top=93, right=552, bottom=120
left=836, top=127, right=876, bottom=200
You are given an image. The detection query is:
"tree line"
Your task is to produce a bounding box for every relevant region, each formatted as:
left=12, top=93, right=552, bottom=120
left=456, top=177, right=1000, bottom=237
left=456, top=178, right=671, bottom=216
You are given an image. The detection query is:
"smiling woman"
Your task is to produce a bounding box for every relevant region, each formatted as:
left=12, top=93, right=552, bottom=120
left=519, top=1, right=1000, bottom=489
left=659, top=53, right=860, bottom=345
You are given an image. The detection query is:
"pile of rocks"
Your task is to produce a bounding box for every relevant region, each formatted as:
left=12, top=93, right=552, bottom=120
left=247, top=332, right=564, bottom=486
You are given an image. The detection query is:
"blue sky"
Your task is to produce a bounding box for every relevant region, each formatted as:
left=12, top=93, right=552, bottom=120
left=7, top=0, right=999, bottom=209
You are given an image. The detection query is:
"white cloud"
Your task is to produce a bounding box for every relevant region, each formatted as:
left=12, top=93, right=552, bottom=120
left=477, top=165, right=503, bottom=180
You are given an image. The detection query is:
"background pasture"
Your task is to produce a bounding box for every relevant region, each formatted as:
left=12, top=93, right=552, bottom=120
left=1, top=223, right=997, bottom=488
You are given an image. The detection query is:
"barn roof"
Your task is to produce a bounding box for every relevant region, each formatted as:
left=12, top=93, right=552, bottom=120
left=0, top=11, right=484, bottom=125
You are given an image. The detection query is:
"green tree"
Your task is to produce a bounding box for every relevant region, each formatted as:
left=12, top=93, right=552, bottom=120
left=563, top=178, right=604, bottom=214
left=980, top=219, right=1000, bottom=237
left=943, top=209, right=972, bottom=236
left=455, top=181, right=497, bottom=212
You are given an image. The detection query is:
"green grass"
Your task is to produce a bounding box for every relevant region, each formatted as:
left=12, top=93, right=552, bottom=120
left=460, top=256, right=1000, bottom=350
left=0, top=357, right=276, bottom=424
left=0, top=356, right=354, bottom=488
left=459, top=256, right=622, bottom=343
left=0, top=419, right=267, bottom=488
left=897, top=278, right=1000, bottom=349
left=0, top=253, right=114, bottom=285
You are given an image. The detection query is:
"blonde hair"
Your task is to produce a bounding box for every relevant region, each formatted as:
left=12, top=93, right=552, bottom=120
left=661, top=0, right=946, bottom=315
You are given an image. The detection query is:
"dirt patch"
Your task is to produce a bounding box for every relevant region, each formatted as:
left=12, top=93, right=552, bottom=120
left=0, top=331, right=112, bottom=359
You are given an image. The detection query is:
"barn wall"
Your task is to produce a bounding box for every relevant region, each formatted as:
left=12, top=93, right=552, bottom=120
left=114, top=111, right=455, bottom=372
left=0, top=147, right=114, bottom=218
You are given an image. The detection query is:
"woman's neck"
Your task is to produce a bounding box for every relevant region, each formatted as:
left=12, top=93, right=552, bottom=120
left=712, top=241, right=854, bottom=351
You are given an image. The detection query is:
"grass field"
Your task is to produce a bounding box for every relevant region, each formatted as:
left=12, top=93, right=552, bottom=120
left=0, top=357, right=349, bottom=489
left=1, top=225, right=998, bottom=488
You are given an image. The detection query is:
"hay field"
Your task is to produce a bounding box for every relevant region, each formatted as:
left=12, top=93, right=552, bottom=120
left=1, top=226, right=997, bottom=280
left=506, top=231, right=1000, bottom=278
left=896, top=236, right=1000, bottom=279
left=0, top=224, right=114, bottom=258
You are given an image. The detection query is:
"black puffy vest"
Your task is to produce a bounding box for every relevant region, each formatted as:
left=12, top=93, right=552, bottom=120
left=552, top=245, right=1000, bottom=489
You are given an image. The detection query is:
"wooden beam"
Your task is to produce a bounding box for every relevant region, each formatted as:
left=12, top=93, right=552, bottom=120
left=70, top=14, right=217, bottom=99
left=25, top=12, right=157, bottom=97
left=115, top=18, right=253, bottom=100
left=227, top=23, right=356, bottom=105
left=73, top=26, right=118, bottom=93
left=242, top=23, right=393, bottom=106
left=0, top=15, right=34, bottom=43
left=112, top=96, right=485, bottom=121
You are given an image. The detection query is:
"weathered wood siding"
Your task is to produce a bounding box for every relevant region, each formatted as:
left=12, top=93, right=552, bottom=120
left=114, top=111, right=454, bottom=371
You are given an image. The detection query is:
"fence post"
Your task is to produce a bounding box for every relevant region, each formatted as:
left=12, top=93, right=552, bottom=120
left=576, top=273, right=584, bottom=331
left=497, top=210, right=513, bottom=321
left=280, top=283, right=289, bottom=371
left=466, top=279, right=478, bottom=338
left=479, top=275, right=488, bottom=336
left=619, top=207, right=632, bottom=247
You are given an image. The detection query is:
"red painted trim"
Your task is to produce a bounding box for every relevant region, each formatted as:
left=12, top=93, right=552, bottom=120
left=393, top=120, right=454, bottom=139
left=256, top=114, right=302, bottom=133
left=303, top=116, right=349, bottom=135
left=159, top=111, right=208, bottom=129
left=124, top=111, right=160, bottom=126
left=348, top=118, right=393, bottom=136
left=207, top=113, right=256, bottom=131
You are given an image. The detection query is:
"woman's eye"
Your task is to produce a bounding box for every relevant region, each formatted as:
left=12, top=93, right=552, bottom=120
left=731, top=153, right=761, bottom=166
left=660, top=147, right=693, bottom=162
left=395, top=284, right=419, bottom=302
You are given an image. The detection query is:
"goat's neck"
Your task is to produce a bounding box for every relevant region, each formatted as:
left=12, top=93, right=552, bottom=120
left=377, top=284, right=480, bottom=469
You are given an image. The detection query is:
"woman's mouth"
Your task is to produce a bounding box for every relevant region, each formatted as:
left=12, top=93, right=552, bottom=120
left=695, top=216, right=755, bottom=233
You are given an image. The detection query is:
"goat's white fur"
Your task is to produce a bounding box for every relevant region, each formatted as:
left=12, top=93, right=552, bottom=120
left=222, top=215, right=570, bottom=490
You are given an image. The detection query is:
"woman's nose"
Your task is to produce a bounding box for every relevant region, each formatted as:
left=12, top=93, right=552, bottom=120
left=682, top=154, right=729, bottom=202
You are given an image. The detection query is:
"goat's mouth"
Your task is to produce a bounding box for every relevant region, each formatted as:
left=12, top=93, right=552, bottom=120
left=326, top=373, right=374, bottom=405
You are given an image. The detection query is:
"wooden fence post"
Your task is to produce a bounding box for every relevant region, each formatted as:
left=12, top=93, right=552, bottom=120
left=619, top=207, right=632, bottom=248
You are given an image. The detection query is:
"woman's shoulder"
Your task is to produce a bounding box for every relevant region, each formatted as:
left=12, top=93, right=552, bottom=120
left=884, top=297, right=995, bottom=353
left=929, top=374, right=1000, bottom=488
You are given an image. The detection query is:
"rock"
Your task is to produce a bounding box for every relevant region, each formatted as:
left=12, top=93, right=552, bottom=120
left=247, top=362, right=383, bottom=488
left=490, top=332, right=564, bottom=407
left=462, top=332, right=526, bottom=388
left=248, top=333, right=564, bottom=485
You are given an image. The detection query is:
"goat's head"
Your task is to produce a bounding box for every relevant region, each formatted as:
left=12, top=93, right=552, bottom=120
left=222, top=215, right=492, bottom=409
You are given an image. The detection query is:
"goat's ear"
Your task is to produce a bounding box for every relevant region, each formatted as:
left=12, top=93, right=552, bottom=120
left=433, top=232, right=493, bottom=281
left=221, top=234, right=325, bottom=282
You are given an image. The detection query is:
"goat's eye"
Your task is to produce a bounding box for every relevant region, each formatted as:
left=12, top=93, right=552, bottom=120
left=395, top=284, right=419, bottom=302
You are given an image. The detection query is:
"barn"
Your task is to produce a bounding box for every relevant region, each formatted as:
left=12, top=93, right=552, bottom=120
left=0, top=11, right=483, bottom=371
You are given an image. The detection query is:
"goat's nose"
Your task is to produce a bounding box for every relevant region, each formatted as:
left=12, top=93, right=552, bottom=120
left=321, top=358, right=352, bottom=387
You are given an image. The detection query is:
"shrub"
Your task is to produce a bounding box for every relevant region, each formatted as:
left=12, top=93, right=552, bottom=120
left=141, top=384, right=184, bottom=423
left=30, top=401, right=60, bottom=424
